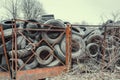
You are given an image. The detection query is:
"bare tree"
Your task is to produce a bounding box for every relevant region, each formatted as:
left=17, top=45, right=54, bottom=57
left=100, top=11, right=120, bottom=24
left=3, top=0, right=20, bottom=19
left=21, top=0, right=45, bottom=20
left=111, top=11, right=120, bottom=21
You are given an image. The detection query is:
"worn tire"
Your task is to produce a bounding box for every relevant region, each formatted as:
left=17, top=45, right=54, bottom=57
left=86, top=43, right=100, bottom=57
left=87, top=34, right=103, bottom=44
left=35, top=46, right=54, bottom=65
left=61, top=34, right=85, bottom=59
left=0, top=40, right=12, bottom=55
left=23, top=19, right=41, bottom=38
left=1, top=20, right=19, bottom=30
left=18, top=57, right=38, bottom=70
left=72, top=26, right=85, bottom=36
left=42, top=19, right=65, bottom=44
left=8, top=49, right=32, bottom=58
left=46, top=59, right=60, bottom=67
left=54, top=44, right=65, bottom=62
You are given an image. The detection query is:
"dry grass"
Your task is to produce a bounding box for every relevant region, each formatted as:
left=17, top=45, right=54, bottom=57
left=47, top=70, right=120, bottom=80
left=46, top=28, right=120, bottom=80
left=46, top=61, right=120, bottom=80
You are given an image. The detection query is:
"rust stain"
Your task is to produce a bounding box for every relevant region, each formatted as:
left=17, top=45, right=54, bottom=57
left=0, top=72, right=10, bottom=79
left=16, top=66, right=66, bottom=80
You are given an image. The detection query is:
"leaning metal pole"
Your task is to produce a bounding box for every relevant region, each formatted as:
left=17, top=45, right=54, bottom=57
left=66, top=24, right=72, bottom=71
left=101, top=24, right=107, bottom=70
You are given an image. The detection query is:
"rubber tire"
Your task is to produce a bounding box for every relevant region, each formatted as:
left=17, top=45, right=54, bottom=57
left=8, top=49, right=32, bottom=58
left=18, top=57, right=38, bottom=70
left=86, top=43, right=100, bottom=57
left=61, top=34, right=85, bottom=59
left=1, top=20, right=19, bottom=30
left=54, top=44, right=65, bottom=62
left=0, top=36, right=27, bottom=55
left=35, top=46, right=54, bottom=65
left=72, top=26, right=85, bottom=36
left=17, top=36, right=27, bottom=49
left=23, top=19, right=41, bottom=38
left=0, top=29, right=12, bottom=38
left=1, top=56, right=6, bottom=65
left=87, top=34, right=103, bottom=44
left=42, top=19, right=65, bottom=44
left=0, top=40, right=12, bottom=55
left=46, top=59, right=60, bottom=67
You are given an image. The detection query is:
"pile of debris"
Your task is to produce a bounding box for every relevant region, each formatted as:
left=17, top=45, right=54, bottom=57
left=0, top=17, right=119, bottom=74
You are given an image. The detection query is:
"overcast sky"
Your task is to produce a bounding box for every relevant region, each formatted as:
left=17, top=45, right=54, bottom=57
left=39, top=0, right=120, bottom=24
left=0, top=0, right=120, bottom=24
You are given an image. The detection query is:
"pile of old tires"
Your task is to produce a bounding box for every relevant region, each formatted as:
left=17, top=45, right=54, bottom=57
left=0, top=19, right=119, bottom=72
left=83, top=20, right=120, bottom=71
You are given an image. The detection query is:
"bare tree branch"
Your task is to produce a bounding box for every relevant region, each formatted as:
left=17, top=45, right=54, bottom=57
left=21, top=0, right=45, bottom=20
left=3, top=0, right=20, bottom=19
left=111, top=12, right=120, bottom=21
left=100, top=11, right=120, bottom=23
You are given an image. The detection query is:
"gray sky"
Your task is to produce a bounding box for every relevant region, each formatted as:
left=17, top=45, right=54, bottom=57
left=0, top=0, right=120, bottom=24
left=39, top=0, right=120, bottom=24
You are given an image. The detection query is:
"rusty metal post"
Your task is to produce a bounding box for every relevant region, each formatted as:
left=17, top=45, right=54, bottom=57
left=102, top=25, right=107, bottom=70
left=0, top=25, right=11, bottom=79
left=14, top=20, right=18, bottom=71
left=0, top=25, right=10, bottom=72
left=66, top=24, right=72, bottom=71
left=13, top=19, right=18, bottom=80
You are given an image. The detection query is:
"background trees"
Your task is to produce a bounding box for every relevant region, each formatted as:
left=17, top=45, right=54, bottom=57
left=3, top=0, right=45, bottom=20
left=3, top=0, right=20, bottom=19
left=21, top=0, right=45, bottom=20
